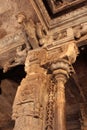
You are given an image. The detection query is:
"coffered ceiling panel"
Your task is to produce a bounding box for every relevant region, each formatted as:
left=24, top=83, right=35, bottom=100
left=30, top=0, right=87, bottom=31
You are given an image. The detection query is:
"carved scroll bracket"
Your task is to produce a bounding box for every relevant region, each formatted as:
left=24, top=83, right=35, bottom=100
left=74, top=22, right=87, bottom=39
left=17, top=13, right=48, bottom=49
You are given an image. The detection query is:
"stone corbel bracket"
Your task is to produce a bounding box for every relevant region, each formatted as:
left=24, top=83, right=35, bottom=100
left=25, top=41, right=79, bottom=72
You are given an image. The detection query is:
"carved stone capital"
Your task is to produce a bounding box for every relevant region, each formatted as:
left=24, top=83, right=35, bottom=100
left=25, top=41, right=78, bottom=73
left=50, top=59, right=74, bottom=83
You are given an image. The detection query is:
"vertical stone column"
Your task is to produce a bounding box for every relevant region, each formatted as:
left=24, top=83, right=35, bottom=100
left=12, top=41, right=78, bottom=130
left=56, top=79, right=66, bottom=130
left=50, top=59, right=74, bottom=130
left=12, top=64, right=48, bottom=130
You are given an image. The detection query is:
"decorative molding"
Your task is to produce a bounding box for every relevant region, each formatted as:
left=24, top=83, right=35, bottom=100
left=46, top=0, right=86, bottom=14
left=30, top=0, right=87, bottom=31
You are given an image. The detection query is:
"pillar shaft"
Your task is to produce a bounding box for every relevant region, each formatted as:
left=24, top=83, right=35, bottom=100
left=50, top=59, right=73, bottom=130
left=12, top=64, right=48, bottom=130
left=56, top=80, right=66, bottom=130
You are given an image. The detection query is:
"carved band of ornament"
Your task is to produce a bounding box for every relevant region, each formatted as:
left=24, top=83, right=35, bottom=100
left=39, top=23, right=87, bottom=46
left=0, top=30, right=26, bottom=54
left=0, top=30, right=24, bottom=46
left=52, top=23, right=87, bottom=45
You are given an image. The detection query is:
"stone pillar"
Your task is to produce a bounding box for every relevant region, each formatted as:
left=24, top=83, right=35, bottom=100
left=12, top=64, right=48, bottom=130
left=56, top=79, right=66, bottom=130
left=12, top=41, right=78, bottom=130
left=50, top=59, right=74, bottom=130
